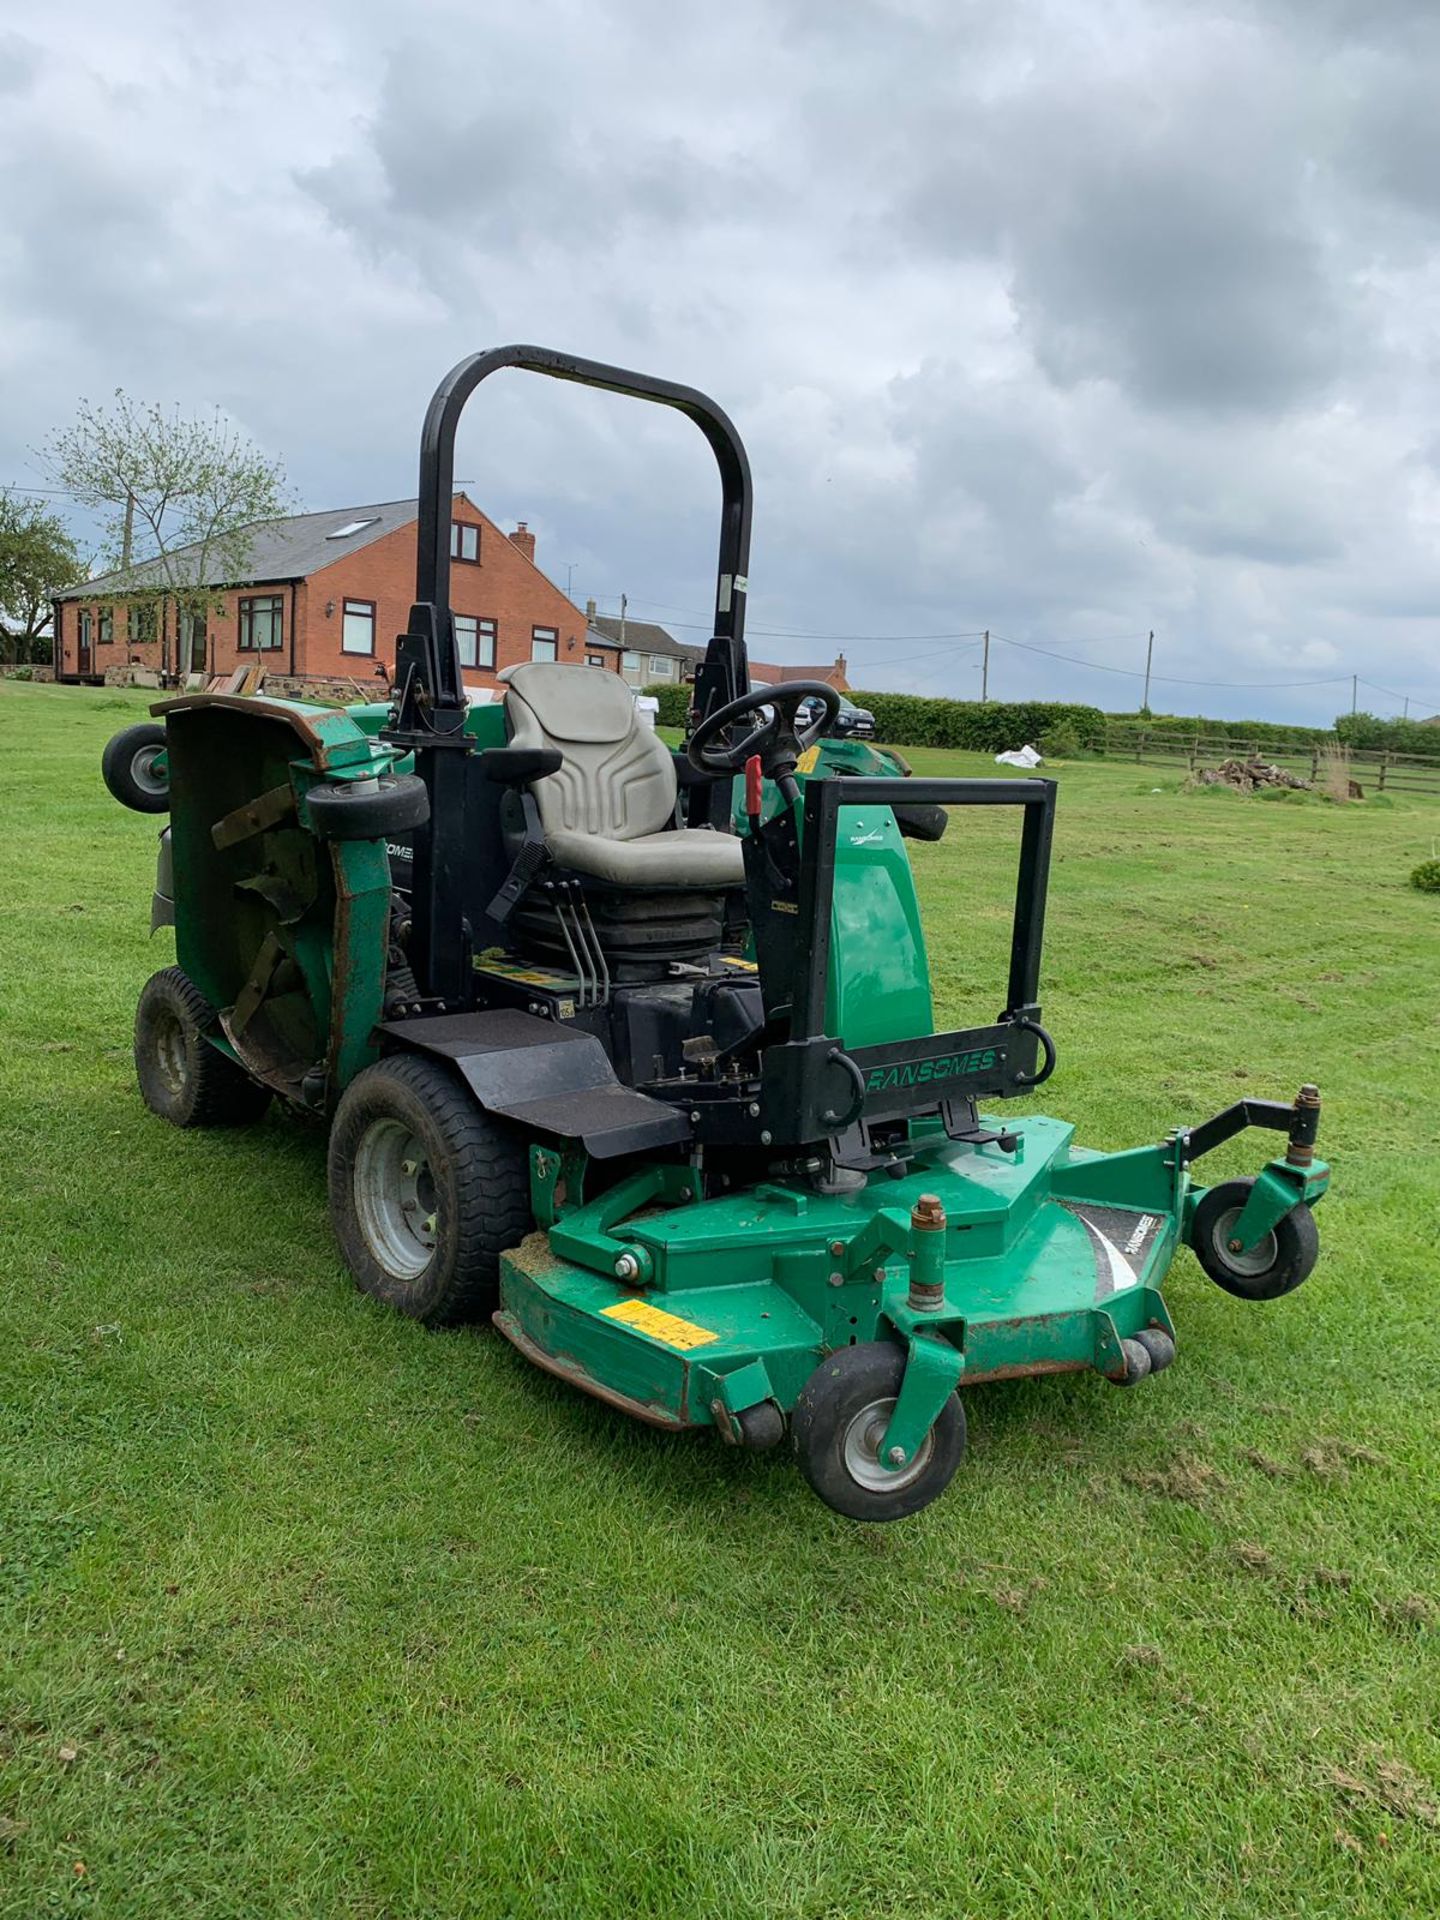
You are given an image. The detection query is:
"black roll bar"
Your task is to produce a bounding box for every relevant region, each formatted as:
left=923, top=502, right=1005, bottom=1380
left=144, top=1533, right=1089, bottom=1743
left=408, top=344, right=753, bottom=714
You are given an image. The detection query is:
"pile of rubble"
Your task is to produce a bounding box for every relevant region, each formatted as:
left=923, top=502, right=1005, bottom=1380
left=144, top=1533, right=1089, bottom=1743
left=1195, top=758, right=1313, bottom=794
left=1194, top=757, right=1365, bottom=800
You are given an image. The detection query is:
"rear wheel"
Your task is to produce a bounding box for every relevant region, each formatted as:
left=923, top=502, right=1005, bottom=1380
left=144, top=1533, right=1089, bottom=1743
left=793, top=1341, right=965, bottom=1522
left=102, top=724, right=169, bottom=813
left=134, top=967, right=272, bottom=1127
left=1191, top=1177, right=1319, bottom=1301
left=327, top=1055, right=531, bottom=1326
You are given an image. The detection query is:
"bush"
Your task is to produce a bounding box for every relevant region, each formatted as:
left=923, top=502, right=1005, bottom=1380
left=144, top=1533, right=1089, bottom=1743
left=1041, top=722, right=1082, bottom=758
left=1409, top=858, right=1440, bottom=894
left=652, top=685, right=691, bottom=727
left=846, top=692, right=1106, bottom=753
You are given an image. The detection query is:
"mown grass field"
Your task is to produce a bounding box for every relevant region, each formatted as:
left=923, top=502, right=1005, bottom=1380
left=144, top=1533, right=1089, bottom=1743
left=2, top=678, right=1437, bottom=1919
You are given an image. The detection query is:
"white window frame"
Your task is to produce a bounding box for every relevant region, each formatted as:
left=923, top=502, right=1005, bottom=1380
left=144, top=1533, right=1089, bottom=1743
left=341, top=599, right=375, bottom=656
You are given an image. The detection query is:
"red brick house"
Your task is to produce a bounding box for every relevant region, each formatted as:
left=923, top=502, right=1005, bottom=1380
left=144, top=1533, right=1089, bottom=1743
left=53, top=494, right=619, bottom=694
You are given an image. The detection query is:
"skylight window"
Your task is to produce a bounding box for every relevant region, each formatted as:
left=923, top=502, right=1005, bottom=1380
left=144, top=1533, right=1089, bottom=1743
left=327, top=517, right=379, bottom=540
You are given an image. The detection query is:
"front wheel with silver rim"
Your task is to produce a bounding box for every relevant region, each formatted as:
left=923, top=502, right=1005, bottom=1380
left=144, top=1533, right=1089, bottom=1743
left=793, top=1341, right=966, bottom=1522
left=1190, top=1177, right=1319, bottom=1302
left=327, top=1054, right=531, bottom=1326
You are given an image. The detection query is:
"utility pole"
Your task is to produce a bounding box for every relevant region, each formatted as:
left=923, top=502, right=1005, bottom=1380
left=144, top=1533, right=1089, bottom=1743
left=121, top=490, right=135, bottom=569
left=1403, top=695, right=1409, bottom=720
left=1351, top=673, right=1358, bottom=715
left=564, top=561, right=577, bottom=600
left=981, top=630, right=989, bottom=702
left=1142, top=630, right=1154, bottom=714
left=619, top=593, right=627, bottom=652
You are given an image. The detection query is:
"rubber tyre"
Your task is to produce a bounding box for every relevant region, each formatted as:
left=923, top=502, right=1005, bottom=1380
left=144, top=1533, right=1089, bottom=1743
left=327, top=1054, right=531, bottom=1326
left=893, top=802, right=949, bottom=843
left=1191, top=1177, right=1320, bottom=1302
left=793, top=1341, right=965, bottom=1522
left=1133, top=1327, right=1176, bottom=1373
left=307, top=775, right=429, bottom=842
left=134, top=967, right=272, bottom=1127
left=103, top=724, right=169, bottom=813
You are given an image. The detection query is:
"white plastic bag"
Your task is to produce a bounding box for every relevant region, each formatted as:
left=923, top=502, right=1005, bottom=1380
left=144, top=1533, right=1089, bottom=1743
left=994, top=744, right=1043, bottom=768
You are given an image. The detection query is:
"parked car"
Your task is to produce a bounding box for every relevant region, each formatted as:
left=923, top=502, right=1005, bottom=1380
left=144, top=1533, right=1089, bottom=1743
left=752, top=682, right=876, bottom=741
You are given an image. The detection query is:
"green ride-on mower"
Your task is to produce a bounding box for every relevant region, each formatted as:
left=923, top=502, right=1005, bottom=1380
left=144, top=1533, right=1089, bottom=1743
left=106, top=346, right=1331, bottom=1521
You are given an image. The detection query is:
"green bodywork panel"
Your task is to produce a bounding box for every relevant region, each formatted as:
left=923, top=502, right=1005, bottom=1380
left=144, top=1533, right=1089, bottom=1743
left=820, top=794, right=933, bottom=1047
left=498, top=1116, right=1186, bottom=1432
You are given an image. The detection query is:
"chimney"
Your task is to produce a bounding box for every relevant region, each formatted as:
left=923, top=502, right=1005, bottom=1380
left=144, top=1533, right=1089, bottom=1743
left=835, top=652, right=847, bottom=685
left=508, top=521, right=536, bottom=563
left=586, top=598, right=597, bottom=619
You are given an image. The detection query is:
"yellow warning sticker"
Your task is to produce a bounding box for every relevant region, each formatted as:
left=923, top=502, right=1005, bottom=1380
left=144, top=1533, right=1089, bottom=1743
left=796, top=744, right=820, bottom=773
left=601, top=1298, right=719, bottom=1351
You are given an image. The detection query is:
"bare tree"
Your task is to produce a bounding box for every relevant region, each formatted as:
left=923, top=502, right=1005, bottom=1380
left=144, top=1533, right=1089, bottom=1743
left=0, top=493, right=85, bottom=665
left=41, top=391, right=291, bottom=667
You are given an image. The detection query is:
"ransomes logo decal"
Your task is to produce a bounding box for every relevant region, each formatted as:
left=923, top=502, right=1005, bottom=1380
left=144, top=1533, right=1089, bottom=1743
left=865, top=1047, right=997, bottom=1093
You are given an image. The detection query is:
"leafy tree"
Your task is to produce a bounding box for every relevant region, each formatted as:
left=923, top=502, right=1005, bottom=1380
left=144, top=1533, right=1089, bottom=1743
left=0, top=494, right=85, bottom=665
left=41, top=391, right=291, bottom=660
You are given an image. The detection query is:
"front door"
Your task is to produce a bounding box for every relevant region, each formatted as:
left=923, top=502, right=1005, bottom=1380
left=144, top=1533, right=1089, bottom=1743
left=183, top=608, right=207, bottom=673
left=76, top=609, right=92, bottom=678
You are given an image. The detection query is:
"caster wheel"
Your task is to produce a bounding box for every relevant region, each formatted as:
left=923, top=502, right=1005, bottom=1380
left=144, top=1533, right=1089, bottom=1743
left=1110, top=1337, right=1153, bottom=1387
left=735, top=1401, right=785, bottom=1451
left=1191, top=1179, right=1319, bottom=1302
left=1134, top=1327, right=1176, bottom=1373
left=793, top=1342, right=965, bottom=1522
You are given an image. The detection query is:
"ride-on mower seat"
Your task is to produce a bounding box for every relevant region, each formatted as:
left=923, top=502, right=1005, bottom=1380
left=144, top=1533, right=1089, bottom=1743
left=503, top=663, right=744, bottom=890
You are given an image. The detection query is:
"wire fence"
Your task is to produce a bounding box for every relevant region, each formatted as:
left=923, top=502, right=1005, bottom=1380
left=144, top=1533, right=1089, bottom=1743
left=1102, top=724, right=1440, bottom=796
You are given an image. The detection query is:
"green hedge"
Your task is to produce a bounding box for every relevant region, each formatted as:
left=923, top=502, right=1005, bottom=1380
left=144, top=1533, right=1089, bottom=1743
left=1335, top=711, right=1440, bottom=755
left=1108, top=710, right=1336, bottom=748
left=848, top=693, right=1106, bottom=752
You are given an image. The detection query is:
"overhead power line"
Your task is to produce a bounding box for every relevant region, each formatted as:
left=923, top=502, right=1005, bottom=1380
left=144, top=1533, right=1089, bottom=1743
left=990, top=633, right=1355, bottom=693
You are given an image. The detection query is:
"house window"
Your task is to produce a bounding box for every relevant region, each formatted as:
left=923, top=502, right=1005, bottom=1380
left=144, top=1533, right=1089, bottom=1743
left=127, top=603, right=156, bottom=646
left=341, top=599, right=376, bottom=655
left=450, top=521, right=480, bottom=564
left=98, top=607, right=113, bottom=645
left=238, top=594, right=284, bottom=651
left=621, top=649, right=641, bottom=677
left=647, top=653, right=676, bottom=679
left=586, top=653, right=607, bottom=668
left=531, top=627, right=559, bottom=663
left=454, top=615, right=497, bottom=670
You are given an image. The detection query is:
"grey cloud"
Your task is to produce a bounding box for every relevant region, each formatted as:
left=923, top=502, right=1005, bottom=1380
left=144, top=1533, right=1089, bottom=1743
left=4, top=0, right=1440, bottom=724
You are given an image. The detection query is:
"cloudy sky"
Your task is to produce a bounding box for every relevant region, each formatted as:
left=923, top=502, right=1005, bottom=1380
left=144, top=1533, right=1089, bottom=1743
left=3, top=0, right=1439, bottom=721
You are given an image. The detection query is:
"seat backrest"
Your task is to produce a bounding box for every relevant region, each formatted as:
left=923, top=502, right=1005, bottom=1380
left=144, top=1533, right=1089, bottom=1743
left=504, top=663, right=677, bottom=841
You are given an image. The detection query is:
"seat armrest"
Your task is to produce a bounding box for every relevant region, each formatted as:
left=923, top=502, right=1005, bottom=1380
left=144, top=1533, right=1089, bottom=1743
left=479, top=746, right=563, bottom=784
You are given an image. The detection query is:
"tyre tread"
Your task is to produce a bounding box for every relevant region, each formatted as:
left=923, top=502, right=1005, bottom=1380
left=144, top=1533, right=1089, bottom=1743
left=328, top=1054, right=531, bottom=1325
left=134, top=967, right=272, bottom=1127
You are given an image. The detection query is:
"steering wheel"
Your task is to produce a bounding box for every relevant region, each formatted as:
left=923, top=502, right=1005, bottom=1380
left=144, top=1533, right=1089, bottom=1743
left=687, top=680, right=843, bottom=777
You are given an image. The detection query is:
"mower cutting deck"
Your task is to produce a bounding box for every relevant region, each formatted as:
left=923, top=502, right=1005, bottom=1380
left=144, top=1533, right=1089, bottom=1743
left=105, top=344, right=1330, bottom=1521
